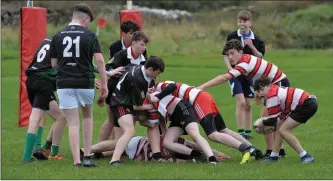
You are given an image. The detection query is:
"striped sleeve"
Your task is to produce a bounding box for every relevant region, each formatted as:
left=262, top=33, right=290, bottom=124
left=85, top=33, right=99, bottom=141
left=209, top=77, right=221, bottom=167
left=228, top=63, right=249, bottom=78
left=266, top=96, right=280, bottom=118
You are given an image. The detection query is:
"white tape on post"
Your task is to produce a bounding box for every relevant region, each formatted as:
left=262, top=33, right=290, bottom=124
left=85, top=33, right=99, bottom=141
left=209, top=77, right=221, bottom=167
left=127, top=0, right=132, bottom=10
left=27, top=0, right=33, bottom=7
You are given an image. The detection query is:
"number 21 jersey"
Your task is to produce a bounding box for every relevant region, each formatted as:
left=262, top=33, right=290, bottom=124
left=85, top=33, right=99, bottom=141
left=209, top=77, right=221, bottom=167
left=50, top=23, right=102, bottom=89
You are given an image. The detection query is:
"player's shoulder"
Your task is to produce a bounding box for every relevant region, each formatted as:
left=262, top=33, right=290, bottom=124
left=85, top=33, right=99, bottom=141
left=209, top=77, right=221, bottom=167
left=110, top=40, right=122, bottom=48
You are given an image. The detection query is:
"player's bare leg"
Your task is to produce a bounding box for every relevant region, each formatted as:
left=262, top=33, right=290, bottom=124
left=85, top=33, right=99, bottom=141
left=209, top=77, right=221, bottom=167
left=81, top=104, right=95, bottom=167
left=235, top=94, right=246, bottom=137
left=63, top=108, right=81, bottom=165
left=261, top=106, right=285, bottom=157
left=279, top=117, right=314, bottom=163
left=147, top=123, right=165, bottom=161
left=47, top=100, right=67, bottom=160
left=219, top=128, right=251, bottom=146
left=244, top=98, right=252, bottom=138
left=22, top=108, right=45, bottom=162
left=163, top=127, right=192, bottom=155
left=110, top=114, right=135, bottom=166
left=263, top=123, right=283, bottom=162
left=98, top=106, right=114, bottom=142
left=185, top=122, right=217, bottom=163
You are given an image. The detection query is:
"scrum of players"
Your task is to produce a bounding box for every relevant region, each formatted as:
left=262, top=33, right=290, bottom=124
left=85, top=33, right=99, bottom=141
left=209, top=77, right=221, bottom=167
left=22, top=3, right=317, bottom=167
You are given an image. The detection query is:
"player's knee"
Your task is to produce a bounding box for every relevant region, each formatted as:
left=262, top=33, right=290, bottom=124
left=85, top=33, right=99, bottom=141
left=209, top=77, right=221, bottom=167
left=187, top=129, right=199, bottom=141
left=236, top=100, right=246, bottom=109
left=245, top=104, right=252, bottom=111
left=207, top=132, right=218, bottom=141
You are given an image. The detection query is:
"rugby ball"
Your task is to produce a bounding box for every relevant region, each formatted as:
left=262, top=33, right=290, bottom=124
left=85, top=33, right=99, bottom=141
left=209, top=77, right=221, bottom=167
left=253, top=118, right=276, bottom=134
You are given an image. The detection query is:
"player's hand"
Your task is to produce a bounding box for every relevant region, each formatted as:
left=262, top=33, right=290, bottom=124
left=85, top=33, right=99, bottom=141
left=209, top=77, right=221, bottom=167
left=148, top=87, right=155, bottom=93
left=148, top=94, right=159, bottom=103
left=97, top=96, right=105, bottom=107
left=244, top=38, right=254, bottom=48
left=100, top=85, right=108, bottom=98
left=113, top=66, right=124, bottom=75
left=95, top=79, right=101, bottom=89
left=215, top=152, right=231, bottom=161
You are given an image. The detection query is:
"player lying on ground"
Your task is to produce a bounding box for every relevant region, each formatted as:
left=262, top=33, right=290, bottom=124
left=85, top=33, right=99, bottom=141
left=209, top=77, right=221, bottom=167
left=22, top=38, right=67, bottom=163
left=152, top=81, right=263, bottom=163
left=85, top=134, right=230, bottom=163
left=197, top=39, right=290, bottom=158
left=253, top=77, right=317, bottom=163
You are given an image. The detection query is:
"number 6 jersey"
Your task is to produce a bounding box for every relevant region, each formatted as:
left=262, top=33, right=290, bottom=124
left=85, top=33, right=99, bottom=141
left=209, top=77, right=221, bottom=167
left=25, top=39, right=56, bottom=82
left=50, top=23, right=102, bottom=89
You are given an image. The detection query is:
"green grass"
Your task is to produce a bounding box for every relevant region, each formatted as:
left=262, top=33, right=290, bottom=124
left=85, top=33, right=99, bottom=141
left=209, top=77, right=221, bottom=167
left=2, top=42, right=333, bottom=179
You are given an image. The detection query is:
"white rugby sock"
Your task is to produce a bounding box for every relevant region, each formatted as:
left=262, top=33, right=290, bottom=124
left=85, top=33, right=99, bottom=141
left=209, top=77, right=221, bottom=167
left=299, top=150, right=307, bottom=158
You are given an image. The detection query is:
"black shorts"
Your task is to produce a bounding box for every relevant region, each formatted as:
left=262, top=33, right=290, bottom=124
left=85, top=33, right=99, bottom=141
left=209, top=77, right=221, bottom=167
left=289, top=97, right=318, bottom=124
left=110, top=105, right=134, bottom=127
left=200, top=113, right=227, bottom=136
left=105, top=78, right=118, bottom=105
left=169, top=101, right=197, bottom=130
left=26, top=74, right=56, bottom=111
left=264, top=78, right=291, bottom=106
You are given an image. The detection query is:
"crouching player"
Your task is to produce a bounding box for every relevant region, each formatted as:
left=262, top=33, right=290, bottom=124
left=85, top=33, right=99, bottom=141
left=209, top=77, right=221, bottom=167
left=254, top=77, right=317, bottom=163
left=154, top=81, right=262, bottom=163
left=146, top=88, right=219, bottom=164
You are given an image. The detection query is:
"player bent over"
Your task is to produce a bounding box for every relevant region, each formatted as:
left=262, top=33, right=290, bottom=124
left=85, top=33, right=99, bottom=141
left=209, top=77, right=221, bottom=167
left=254, top=77, right=317, bottom=163
left=153, top=81, right=262, bottom=163
left=147, top=88, right=219, bottom=164
left=22, top=39, right=67, bottom=163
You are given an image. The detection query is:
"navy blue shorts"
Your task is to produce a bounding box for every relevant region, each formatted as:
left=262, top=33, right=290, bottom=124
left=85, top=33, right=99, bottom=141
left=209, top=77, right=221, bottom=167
left=228, top=75, right=254, bottom=98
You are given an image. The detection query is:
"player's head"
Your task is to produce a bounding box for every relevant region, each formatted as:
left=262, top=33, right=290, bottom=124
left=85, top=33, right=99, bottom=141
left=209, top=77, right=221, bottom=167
left=131, top=31, right=149, bottom=55
left=223, top=39, right=243, bottom=65
left=254, top=77, right=271, bottom=97
left=72, top=3, right=95, bottom=28
left=144, top=56, right=165, bottom=79
left=121, top=21, right=141, bottom=47
left=237, top=10, right=252, bottom=33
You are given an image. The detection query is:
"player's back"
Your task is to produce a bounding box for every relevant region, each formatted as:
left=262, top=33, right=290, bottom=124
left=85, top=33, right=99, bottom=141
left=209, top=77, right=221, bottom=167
left=233, top=54, right=286, bottom=84
left=51, top=23, right=100, bottom=89
left=267, top=85, right=310, bottom=114
left=26, top=39, right=56, bottom=81
left=111, top=65, right=150, bottom=106
left=155, top=80, right=201, bottom=104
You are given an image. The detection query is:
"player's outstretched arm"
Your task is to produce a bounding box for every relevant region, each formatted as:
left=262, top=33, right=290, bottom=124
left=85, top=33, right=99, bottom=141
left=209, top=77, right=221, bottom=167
left=197, top=73, right=232, bottom=90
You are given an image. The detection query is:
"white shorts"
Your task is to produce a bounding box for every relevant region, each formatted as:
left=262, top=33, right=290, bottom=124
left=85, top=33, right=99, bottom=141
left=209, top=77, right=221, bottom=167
left=57, top=89, right=95, bottom=109
left=126, top=136, right=144, bottom=160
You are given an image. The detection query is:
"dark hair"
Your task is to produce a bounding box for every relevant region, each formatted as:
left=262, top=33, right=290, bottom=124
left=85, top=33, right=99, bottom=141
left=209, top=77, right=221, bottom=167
left=121, top=20, right=140, bottom=34
left=144, top=56, right=165, bottom=73
left=237, top=10, right=252, bottom=21
left=223, top=39, right=243, bottom=54
left=72, top=3, right=95, bottom=22
left=131, top=31, right=149, bottom=44
left=254, top=77, right=271, bottom=91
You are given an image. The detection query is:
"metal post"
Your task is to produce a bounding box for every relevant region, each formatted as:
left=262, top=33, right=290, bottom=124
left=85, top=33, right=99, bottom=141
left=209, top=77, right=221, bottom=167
left=127, top=0, right=132, bottom=10
left=27, top=0, right=33, bottom=7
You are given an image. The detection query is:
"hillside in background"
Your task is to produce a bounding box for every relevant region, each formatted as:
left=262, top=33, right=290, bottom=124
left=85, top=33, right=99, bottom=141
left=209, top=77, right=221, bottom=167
left=1, top=1, right=333, bottom=49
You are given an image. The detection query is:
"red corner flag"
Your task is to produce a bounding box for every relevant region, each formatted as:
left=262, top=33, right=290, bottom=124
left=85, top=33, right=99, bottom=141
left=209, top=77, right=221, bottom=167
left=98, top=18, right=106, bottom=28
